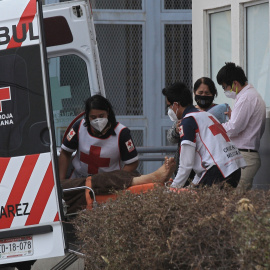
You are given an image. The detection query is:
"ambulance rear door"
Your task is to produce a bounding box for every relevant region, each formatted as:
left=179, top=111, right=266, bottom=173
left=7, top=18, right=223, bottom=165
left=43, top=0, right=105, bottom=147
left=0, top=0, right=65, bottom=265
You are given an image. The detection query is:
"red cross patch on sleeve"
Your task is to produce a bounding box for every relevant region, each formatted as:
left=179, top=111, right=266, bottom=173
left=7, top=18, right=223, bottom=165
left=179, top=125, right=184, bottom=138
left=125, top=139, right=135, bottom=152
left=67, top=128, right=76, bottom=141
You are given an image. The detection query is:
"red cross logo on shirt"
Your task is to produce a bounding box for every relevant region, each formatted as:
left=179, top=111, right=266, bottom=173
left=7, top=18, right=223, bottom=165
left=125, top=139, right=135, bottom=152
left=208, top=116, right=230, bottom=142
left=0, top=87, right=11, bottom=112
left=80, top=145, right=110, bottom=174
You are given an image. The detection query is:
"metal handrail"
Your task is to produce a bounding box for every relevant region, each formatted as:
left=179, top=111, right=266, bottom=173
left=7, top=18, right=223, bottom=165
left=136, top=146, right=177, bottom=161
left=136, top=146, right=177, bottom=153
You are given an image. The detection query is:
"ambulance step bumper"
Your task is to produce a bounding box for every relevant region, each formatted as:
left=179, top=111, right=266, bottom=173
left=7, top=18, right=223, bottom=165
left=0, top=225, right=53, bottom=239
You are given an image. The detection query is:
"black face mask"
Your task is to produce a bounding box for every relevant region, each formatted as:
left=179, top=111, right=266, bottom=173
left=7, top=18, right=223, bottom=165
left=195, top=95, right=214, bottom=109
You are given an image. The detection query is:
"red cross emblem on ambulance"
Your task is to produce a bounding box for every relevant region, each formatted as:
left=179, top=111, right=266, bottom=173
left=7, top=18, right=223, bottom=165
left=0, top=87, right=11, bottom=112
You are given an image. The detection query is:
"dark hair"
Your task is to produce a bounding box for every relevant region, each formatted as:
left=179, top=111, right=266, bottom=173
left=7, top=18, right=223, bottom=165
left=84, top=95, right=116, bottom=128
left=162, top=82, right=193, bottom=107
left=216, top=62, right=248, bottom=86
left=193, top=77, right=217, bottom=97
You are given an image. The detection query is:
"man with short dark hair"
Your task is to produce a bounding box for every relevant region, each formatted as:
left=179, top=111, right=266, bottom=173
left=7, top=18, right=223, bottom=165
left=162, top=81, right=246, bottom=189
left=216, top=62, right=266, bottom=192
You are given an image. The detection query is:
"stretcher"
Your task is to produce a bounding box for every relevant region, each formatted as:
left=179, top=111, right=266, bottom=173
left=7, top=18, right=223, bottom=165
left=94, top=182, right=157, bottom=200
left=63, top=182, right=159, bottom=212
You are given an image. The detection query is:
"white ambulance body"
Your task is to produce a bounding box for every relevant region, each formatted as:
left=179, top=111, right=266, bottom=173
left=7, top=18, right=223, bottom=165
left=0, top=0, right=103, bottom=267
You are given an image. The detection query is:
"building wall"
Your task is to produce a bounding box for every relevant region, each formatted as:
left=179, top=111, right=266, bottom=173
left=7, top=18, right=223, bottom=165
left=192, top=0, right=268, bottom=79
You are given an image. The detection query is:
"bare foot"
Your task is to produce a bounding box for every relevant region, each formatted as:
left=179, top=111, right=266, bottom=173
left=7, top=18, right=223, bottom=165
left=152, top=156, right=176, bottom=183
left=131, top=156, right=176, bottom=186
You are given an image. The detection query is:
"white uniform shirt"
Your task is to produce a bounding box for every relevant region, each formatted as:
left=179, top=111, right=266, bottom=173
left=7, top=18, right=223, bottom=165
left=62, top=119, right=138, bottom=178
left=172, top=108, right=246, bottom=188
left=222, top=84, right=266, bottom=150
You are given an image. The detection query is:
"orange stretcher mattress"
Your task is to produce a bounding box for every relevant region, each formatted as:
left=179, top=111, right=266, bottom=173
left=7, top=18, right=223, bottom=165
left=94, top=182, right=158, bottom=205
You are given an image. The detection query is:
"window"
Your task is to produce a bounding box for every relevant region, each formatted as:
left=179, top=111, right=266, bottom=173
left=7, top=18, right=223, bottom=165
left=48, top=55, right=91, bottom=146
left=43, top=16, right=73, bottom=47
left=246, top=2, right=269, bottom=107
left=209, top=10, right=232, bottom=106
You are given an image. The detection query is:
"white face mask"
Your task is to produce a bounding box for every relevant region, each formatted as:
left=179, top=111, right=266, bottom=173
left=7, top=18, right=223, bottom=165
left=168, top=107, right=178, bottom=122
left=224, top=83, right=238, bottom=99
left=90, top=118, right=108, bottom=132
left=224, top=90, right=237, bottom=99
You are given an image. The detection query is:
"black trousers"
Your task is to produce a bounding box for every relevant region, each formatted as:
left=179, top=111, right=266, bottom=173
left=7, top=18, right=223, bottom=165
left=199, top=165, right=241, bottom=188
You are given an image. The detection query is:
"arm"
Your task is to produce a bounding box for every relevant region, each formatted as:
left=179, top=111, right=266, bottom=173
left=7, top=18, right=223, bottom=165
left=119, top=127, right=139, bottom=171
left=123, top=160, right=139, bottom=172
left=222, top=97, right=253, bottom=137
left=59, top=120, right=80, bottom=179
left=167, top=121, right=181, bottom=144
left=58, top=149, right=73, bottom=180
left=171, top=143, right=196, bottom=188
left=224, top=105, right=231, bottom=120
left=170, top=116, right=197, bottom=188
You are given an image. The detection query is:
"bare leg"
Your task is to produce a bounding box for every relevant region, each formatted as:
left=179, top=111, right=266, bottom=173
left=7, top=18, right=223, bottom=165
left=131, top=157, right=176, bottom=186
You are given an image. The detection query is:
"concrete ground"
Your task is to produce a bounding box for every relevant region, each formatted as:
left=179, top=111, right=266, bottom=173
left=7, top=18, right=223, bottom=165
left=1, top=256, right=84, bottom=270
left=32, top=256, right=85, bottom=269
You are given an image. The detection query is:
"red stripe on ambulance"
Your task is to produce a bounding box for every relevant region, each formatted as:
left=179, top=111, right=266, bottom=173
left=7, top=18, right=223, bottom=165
left=25, top=162, right=55, bottom=226
left=7, top=0, right=36, bottom=49
left=0, top=155, right=39, bottom=229
left=0, top=158, right=10, bottom=184
left=54, top=213, right=60, bottom=222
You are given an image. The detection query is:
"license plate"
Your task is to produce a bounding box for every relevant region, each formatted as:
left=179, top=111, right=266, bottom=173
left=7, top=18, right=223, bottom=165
left=0, top=236, right=33, bottom=259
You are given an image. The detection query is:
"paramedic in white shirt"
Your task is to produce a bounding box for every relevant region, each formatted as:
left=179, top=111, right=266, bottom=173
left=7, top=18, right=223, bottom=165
left=216, top=62, right=266, bottom=192
left=162, top=82, right=246, bottom=189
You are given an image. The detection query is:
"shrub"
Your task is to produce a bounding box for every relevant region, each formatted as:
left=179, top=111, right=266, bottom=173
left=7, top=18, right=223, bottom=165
left=73, top=186, right=270, bottom=270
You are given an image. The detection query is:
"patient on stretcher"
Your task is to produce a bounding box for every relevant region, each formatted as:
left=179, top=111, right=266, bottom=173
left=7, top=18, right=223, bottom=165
left=61, top=157, right=176, bottom=213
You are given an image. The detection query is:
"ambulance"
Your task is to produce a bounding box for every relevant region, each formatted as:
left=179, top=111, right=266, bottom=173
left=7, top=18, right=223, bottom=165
left=0, top=0, right=104, bottom=268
